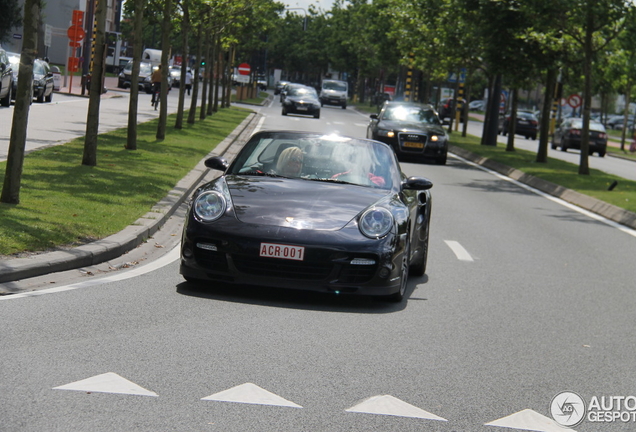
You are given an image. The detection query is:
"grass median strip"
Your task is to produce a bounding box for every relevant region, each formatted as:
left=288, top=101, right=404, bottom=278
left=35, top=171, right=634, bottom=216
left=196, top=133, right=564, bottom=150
left=449, top=133, right=636, bottom=214
left=0, top=107, right=251, bottom=257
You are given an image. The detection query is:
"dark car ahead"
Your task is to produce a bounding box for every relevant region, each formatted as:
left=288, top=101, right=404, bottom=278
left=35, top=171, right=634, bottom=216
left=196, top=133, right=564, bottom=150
left=32, top=59, right=54, bottom=103
left=118, top=60, right=154, bottom=93
left=367, top=102, right=449, bottom=165
left=0, top=48, right=14, bottom=107
left=551, top=118, right=608, bottom=157
left=498, top=110, right=539, bottom=140
left=281, top=85, right=320, bottom=118
left=180, top=130, right=434, bottom=302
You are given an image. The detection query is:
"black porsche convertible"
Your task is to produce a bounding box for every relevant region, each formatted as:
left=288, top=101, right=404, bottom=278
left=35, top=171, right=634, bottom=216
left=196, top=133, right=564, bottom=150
left=180, top=131, right=433, bottom=302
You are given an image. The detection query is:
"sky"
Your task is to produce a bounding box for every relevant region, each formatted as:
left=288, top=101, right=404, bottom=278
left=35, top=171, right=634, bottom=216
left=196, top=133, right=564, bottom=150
left=281, top=0, right=337, bottom=13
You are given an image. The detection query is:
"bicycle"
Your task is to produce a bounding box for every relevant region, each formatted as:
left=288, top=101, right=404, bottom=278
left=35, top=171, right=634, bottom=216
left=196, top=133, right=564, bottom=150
left=151, top=82, right=160, bottom=110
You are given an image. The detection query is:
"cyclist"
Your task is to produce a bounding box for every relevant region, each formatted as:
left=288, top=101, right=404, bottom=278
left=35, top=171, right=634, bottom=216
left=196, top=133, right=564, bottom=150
left=150, top=65, right=162, bottom=107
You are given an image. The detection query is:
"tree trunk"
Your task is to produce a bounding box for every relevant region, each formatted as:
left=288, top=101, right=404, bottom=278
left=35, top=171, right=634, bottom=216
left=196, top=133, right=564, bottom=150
left=200, top=33, right=210, bottom=120
left=188, top=25, right=203, bottom=125
left=481, top=74, right=494, bottom=146
left=1, top=0, right=40, bottom=204
left=579, top=4, right=594, bottom=175
left=125, top=0, right=145, bottom=150
left=536, top=68, right=556, bottom=163
left=506, top=87, right=518, bottom=151
left=156, top=0, right=172, bottom=141
left=213, top=36, right=220, bottom=112
left=620, top=78, right=632, bottom=151
left=175, top=2, right=190, bottom=130
left=82, top=0, right=107, bottom=166
left=484, top=74, right=501, bottom=146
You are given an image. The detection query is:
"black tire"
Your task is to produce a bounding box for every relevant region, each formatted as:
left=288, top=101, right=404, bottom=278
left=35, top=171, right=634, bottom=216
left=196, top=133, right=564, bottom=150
left=387, top=238, right=410, bottom=302
left=410, top=214, right=430, bottom=277
left=436, top=155, right=447, bottom=165
left=45, top=91, right=53, bottom=103
left=598, top=151, right=605, bottom=157
left=551, top=138, right=557, bottom=150
left=282, top=107, right=287, bottom=116
left=531, top=134, right=536, bottom=140
left=0, top=88, right=10, bottom=107
left=561, top=145, right=567, bottom=152
left=36, top=92, right=44, bottom=103
left=342, top=104, right=346, bottom=109
left=314, top=111, right=320, bottom=119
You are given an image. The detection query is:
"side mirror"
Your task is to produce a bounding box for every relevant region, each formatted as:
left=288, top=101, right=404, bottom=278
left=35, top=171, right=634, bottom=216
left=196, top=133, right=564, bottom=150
left=402, top=176, right=433, bottom=191
left=205, top=156, right=229, bottom=171
left=370, top=114, right=378, bottom=120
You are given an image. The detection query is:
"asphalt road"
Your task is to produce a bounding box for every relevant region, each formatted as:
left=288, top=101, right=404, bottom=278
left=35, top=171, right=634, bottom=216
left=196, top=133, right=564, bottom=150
left=1, top=94, right=636, bottom=431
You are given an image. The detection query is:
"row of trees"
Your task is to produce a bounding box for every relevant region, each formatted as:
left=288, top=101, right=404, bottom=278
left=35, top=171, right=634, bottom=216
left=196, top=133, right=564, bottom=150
left=3, top=0, right=636, bottom=204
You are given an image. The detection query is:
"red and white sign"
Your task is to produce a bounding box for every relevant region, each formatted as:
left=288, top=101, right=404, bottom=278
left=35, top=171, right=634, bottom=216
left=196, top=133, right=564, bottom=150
left=567, top=94, right=582, bottom=109
left=238, top=63, right=251, bottom=76
left=260, top=243, right=305, bottom=261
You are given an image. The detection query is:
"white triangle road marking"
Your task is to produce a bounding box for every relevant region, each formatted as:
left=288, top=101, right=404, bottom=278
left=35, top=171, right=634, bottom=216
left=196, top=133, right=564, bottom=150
left=485, top=409, right=574, bottom=432
left=444, top=240, right=474, bottom=261
left=345, top=394, right=447, bottom=421
left=52, top=372, right=158, bottom=397
left=201, top=382, right=302, bottom=408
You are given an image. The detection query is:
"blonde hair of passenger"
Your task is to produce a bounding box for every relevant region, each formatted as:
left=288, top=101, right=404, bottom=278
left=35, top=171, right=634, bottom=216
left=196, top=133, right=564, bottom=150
left=276, top=146, right=303, bottom=175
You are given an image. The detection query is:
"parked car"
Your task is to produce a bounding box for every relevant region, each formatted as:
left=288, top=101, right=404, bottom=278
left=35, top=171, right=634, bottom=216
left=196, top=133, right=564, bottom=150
left=281, top=85, right=320, bottom=118
left=0, top=48, right=14, bottom=107
left=32, top=59, right=54, bottom=103
left=605, top=114, right=635, bottom=130
left=551, top=118, right=608, bottom=157
left=179, top=130, right=434, bottom=302
left=468, top=99, right=484, bottom=111
left=437, top=97, right=466, bottom=123
left=367, top=101, right=449, bottom=165
left=7, top=51, right=19, bottom=101
left=498, top=110, right=539, bottom=140
left=257, top=75, right=267, bottom=91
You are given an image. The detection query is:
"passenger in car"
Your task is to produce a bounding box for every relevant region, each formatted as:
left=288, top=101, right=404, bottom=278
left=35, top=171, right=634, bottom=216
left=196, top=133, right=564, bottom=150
left=275, top=146, right=304, bottom=177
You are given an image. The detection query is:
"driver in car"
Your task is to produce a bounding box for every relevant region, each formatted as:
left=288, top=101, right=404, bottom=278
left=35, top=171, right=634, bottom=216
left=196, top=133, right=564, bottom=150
left=275, top=146, right=304, bottom=177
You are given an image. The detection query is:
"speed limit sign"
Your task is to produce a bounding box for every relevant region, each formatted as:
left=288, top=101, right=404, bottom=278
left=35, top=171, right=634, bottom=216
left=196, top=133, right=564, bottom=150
left=567, top=94, right=582, bottom=109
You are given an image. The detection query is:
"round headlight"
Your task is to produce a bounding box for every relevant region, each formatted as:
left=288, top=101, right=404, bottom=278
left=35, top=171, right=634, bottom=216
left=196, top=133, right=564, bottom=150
left=359, top=207, right=393, bottom=238
left=194, top=191, right=226, bottom=222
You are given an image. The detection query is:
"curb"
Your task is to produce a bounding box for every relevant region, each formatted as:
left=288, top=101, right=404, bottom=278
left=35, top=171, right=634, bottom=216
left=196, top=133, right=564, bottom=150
left=449, top=144, right=636, bottom=230
left=0, top=112, right=260, bottom=284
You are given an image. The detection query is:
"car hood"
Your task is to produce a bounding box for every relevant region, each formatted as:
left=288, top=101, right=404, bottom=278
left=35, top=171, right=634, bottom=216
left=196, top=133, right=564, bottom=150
left=378, top=120, right=446, bottom=135
left=224, top=176, right=389, bottom=230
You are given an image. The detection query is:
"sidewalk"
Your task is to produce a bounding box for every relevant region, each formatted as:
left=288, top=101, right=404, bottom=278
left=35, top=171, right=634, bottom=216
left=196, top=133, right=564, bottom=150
left=55, top=75, right=128, bottom=98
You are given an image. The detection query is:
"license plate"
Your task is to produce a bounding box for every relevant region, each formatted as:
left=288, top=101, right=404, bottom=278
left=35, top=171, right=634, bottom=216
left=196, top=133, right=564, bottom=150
left=403, top=141, right=424, bottom=149
left=260, top=243, right=305, bottom=261
left=297, top=106, right=308, bottom=111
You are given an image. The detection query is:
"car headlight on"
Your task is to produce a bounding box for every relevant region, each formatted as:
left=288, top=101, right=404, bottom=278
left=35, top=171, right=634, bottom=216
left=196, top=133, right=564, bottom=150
left=378, top=129, right=395, bottom=138
left=359, top=207, right=393, bottom=238
left=194, top=191, right=226, bottom=222
left=430, top=135, right=440, bottom=142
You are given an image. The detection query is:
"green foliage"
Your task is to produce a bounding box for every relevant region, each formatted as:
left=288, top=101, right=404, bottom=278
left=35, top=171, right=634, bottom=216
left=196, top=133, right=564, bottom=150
left=0, top=0, right=22, bottom=43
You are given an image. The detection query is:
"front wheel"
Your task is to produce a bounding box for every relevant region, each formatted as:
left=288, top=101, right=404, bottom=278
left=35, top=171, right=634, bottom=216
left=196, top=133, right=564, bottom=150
left=387, top=238, right=410, bottom=302
left=410, top=215, right=430, bottom=277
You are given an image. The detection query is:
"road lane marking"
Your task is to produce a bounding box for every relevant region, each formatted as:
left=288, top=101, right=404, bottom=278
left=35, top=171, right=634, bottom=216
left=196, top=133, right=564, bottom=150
left=0, top=245, right=181, bottom=301
left=450, top=153, right=636, bottom=238
left=485, top=408, right=575, bottom=431
left=346, top=395, right=447, bottom=421
left=53, top=372, right=158, bottom=397
left=202, top=382, right=302, bottom=408
left=444, top=240, right=474, bottom=261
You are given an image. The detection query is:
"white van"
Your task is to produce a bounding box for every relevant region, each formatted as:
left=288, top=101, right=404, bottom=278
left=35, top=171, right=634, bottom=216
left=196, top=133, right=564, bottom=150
left=320, top=79, right=348, bottom=109
left=142, top=49, right=162, bottom=67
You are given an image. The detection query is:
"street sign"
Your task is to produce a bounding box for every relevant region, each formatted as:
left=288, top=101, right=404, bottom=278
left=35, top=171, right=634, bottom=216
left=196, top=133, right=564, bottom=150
left=67, top=25, right=85, bottom=42
left=567, top=94, right=582, bottom=109
left=44, top=24, right=52, bottom=47
left=238, top=63, right=251, bottom=76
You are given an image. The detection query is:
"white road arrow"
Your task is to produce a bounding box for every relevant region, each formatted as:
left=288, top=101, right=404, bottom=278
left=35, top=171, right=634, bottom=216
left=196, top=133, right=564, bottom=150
left=345, top=394, right=447, bottom=421
left=201, top=382, right=302, bottom=408
left=485, top=409, right=575, bottom=432
left=52, top=372, right=158, bottom=397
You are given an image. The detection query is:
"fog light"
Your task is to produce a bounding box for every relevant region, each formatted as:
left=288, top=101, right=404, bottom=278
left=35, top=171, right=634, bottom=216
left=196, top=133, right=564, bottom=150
left=351, top=258, right=376, bottom=265
left=183, top=245, right=193, bottom=258
left=378, top=268, right=390, bottom=278
left=196, top=242, right=217, bottom=251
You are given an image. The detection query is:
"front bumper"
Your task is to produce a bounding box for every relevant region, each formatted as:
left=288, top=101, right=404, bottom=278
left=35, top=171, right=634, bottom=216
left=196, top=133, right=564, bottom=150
left=375, top=132, right=448, bottom=161
left=179, top=217, right=405, bottom=297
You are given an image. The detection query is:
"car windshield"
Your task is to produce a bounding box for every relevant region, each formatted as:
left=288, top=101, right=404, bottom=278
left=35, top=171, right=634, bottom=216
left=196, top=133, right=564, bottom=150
left=382, top=105, right=441, bottom=124
left=8, top=54, right=19, bottom=72
left=228, top=132, right=397, bottom=190
left=288, top=87, right=316, bottom=97
left=33, top=61, right=47, bottom=75
left=323, top=81, right=346, bottom=91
